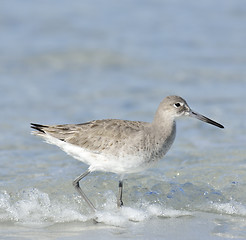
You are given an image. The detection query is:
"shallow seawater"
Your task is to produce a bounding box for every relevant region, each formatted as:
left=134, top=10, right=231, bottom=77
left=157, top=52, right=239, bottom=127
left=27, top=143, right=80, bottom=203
left=1, top=0, right=246, bottom=239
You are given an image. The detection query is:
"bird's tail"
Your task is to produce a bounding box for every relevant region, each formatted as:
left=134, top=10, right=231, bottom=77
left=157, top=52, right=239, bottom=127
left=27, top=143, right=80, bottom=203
left=30, top=123, right=48, bottom=134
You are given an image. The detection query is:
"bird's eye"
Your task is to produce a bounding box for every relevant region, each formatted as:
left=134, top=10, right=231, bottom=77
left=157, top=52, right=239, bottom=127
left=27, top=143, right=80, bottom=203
left=174, top=102, right=181, bottom=108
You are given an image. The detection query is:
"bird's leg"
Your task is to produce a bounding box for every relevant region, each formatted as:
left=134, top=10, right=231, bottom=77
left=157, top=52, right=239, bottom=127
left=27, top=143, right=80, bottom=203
left=117, top=180, right=123, bottom=207
left=73, top=169, right=96, bottom=212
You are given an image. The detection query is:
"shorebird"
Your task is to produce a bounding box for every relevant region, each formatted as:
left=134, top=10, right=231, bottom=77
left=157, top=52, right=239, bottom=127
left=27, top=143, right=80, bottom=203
left=31, top=95, right=224, bottom=211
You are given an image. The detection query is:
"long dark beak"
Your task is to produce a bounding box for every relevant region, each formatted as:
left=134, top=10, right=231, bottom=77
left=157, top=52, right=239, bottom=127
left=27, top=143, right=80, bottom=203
left=189, top=110, right=224, bottom=129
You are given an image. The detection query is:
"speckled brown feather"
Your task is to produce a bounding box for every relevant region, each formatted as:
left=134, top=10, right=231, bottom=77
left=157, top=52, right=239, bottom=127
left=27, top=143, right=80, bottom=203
left=31, top=120, right=149, bottom=153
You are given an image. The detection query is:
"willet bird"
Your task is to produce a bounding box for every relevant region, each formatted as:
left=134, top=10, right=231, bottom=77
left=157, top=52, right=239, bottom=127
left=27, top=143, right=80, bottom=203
left=31, top=95, right=224, bottom=211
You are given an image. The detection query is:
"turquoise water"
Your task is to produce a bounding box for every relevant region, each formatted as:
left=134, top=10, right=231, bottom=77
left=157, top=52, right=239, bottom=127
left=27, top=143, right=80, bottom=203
left=0, top=1, right=246, bottom=239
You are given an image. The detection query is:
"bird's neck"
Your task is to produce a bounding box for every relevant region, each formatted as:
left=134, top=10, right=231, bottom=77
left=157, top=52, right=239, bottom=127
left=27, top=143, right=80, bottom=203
left=147, top=113, right=176, bottom=158
left=153, top=109, right=175, bottom=129
left=151, top=111, right=176, bottom=141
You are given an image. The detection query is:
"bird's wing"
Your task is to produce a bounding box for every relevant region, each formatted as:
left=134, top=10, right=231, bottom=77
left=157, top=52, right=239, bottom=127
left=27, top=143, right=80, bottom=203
left=31, top=119, right=148, bottom=152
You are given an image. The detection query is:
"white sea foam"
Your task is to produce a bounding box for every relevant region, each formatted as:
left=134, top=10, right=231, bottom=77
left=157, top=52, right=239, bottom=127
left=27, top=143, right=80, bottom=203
left=95, top=204, right=191, bottom=227
left=0, top=188, right=192, bottom=227
left=0, top=189, right=90, bottom=225
left=212, top=201, right=246, bottom=216
left=2, top=188, right=246, bottom=228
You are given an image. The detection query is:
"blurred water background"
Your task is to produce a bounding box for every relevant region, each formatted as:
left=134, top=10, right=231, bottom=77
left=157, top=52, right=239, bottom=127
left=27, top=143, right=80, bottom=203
left=0, top=0, right=246, bottom=239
